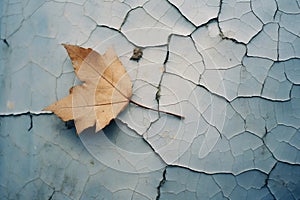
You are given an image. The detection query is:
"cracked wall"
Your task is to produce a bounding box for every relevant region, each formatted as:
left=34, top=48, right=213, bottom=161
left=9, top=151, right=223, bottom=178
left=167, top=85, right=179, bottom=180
left=0, top=0, right=300, bottom=199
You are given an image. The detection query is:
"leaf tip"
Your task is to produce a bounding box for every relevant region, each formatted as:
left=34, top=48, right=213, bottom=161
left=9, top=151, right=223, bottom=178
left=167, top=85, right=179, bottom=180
left=61, top=43, right=68, bottom=48
left=62, top=43, right=72, bottom=50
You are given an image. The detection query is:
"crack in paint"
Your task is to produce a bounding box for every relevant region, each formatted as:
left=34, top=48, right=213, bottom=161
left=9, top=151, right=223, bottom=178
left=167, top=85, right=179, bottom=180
left=156, top=167, right=166, bottom=200
left=1, top=0, right=300, bottom=199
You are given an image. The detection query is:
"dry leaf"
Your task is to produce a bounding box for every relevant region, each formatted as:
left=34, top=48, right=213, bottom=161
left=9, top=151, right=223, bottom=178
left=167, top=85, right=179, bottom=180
left=130, top=47, right=143, bottom=62
left=44, top=44, right=132, bottom=134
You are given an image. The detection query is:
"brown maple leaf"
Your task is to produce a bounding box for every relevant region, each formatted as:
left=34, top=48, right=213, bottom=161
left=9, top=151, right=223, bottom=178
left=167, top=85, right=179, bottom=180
left=44, top=44, right=132, bottom=134
left=44, top=44, right=184, bottom=135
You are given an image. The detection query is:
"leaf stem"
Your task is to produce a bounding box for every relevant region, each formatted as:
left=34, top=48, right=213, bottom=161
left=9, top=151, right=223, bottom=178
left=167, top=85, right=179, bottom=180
left=129, top=100, right=184, bottom=119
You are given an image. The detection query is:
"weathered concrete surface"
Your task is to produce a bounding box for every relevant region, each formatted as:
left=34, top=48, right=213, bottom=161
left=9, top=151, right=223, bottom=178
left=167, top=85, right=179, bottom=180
left=1, top=0, right=300, bottom=199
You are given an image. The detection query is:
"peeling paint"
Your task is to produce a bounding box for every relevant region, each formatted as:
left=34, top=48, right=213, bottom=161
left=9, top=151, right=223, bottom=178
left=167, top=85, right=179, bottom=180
left=1, top=0, right=300, bottom=199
